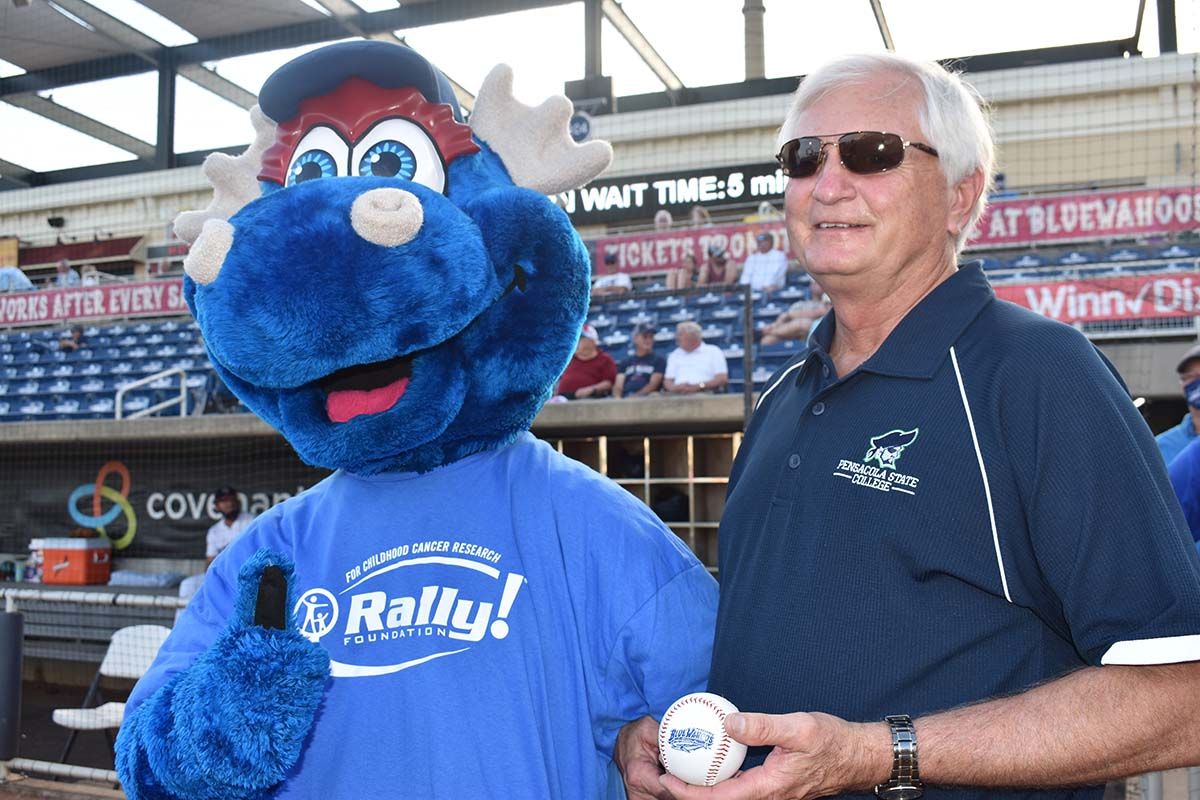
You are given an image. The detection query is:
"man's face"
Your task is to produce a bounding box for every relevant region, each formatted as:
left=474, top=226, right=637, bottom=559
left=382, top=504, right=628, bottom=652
left=783, top=76, right=962, bottom=285
left=634, top=332, right=654, bottom=355
left=576, top=337, right=598, bottom=359
left=677, top=330, right=701, bottom=352
left=756, top=237, right=772, bottom=253
left=216, top=495, right=239, bottom=516
left=1180, top=360, right=1200, bottom=395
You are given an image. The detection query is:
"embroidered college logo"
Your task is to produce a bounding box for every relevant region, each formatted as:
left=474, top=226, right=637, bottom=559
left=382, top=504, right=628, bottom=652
left=863, top=428, right=919, bottom=470
left=833, top=427, right=921, bottom=496
left=668, top=728, right=715, bottom=753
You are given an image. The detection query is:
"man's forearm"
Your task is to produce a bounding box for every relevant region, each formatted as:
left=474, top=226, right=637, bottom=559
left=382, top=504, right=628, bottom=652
left=916, top=663, right=1200, bottom=788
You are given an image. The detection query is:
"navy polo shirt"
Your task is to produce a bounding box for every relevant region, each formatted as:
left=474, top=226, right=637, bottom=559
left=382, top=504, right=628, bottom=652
left=708, top=263, right=1200, bottom=800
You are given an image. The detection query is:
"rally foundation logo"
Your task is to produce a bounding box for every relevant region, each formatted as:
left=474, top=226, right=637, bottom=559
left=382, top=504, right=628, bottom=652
left=833, top=428, right=921, bottom=495
left=295, top=539, right=526, bottom=679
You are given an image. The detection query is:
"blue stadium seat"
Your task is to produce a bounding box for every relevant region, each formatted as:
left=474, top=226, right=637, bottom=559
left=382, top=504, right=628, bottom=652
left=1056, top=250, right=1097, bottom=266
left=117, top=335, right=137, bottom=347
left=140, top=359, right=166, bottom=374
left=1103, top=246, right=1150, bottom=262
left=1007, top=252, right=1049, bottom=268
left=1157, top=244, right=1200, bottom=259
left=144, top=333, right=165, bottom=345
left=88, top=397, right=115, bottom=415
left=613, top=298, right=644, bottom=313
left=23, top=365, right=45, bottom=378
left=664, top=307, right=697, bottom=324
left=132, top=323, right=152, bottom=335
left=185, top=344, right=207, bottom=356
left=51, top=364, right=74, bottom=377
left=701, top=323, right=730, bottom=343
left=16, top=380, right=39, bottom=395
left=2, top=367, right=17, bottom=380
left=589, top=314, right=615, bottom=331
left=112, top=362, right=134, bottom=374
left=755, top=303, right=785, bottom=320
left=710, top=305, right=740, bottom=322
left=603, top=332, right=630, bottom=349
left=653, top=296, right=683, bottom=310
left=126, top=346, right=149, bottom=358
left=79, top=362, right=104, bottom=376
left=79, top=377, right=109, bottom=393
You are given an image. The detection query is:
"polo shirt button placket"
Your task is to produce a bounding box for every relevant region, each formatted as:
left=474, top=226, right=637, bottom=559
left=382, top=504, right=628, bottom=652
left=788, top=454, right=802, bottom=469
left=811, top=401, right=825, bottom=416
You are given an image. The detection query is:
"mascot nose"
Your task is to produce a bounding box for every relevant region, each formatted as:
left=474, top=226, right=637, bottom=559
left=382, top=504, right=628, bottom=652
left=350, top=188, right=424, bottom=247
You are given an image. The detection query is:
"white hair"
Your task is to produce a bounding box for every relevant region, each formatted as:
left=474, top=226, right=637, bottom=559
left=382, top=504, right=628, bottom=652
left=778, top=53, right=996, bottom=251
left=676, top=321, right=703, bottom=339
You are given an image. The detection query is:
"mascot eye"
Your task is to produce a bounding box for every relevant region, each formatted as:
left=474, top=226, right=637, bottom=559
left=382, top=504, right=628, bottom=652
left=351, top=117, right=446, bottom=193
left=287, top=150, right=338, bottom=186
left=284, top=125, right=349, bottom=188
left=357, top=141, right=417, bottom=180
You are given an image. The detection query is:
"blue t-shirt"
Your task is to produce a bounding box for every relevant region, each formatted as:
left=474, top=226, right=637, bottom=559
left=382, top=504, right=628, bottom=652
left=1157, top=413, right=1196, bottom=465
left=128, top=433, right=717, bottom=799
left=1168, top=437, right=1200, bottom=545
left=709, top=264, right=1200, bottom=800
left=619, top=352, right=667, bottom=395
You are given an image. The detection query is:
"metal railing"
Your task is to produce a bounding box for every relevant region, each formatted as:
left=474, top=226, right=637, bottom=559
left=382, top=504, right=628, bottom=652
left=115, top=366, right=188, bottom=420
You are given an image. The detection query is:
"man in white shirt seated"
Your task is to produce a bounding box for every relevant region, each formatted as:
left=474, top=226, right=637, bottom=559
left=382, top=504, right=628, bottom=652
left=664, top=321, right=728, bottom=395
left=591, top=251, right=633, bottom=297
left=739, top=231, right=790, bottom=292
left=206, top=486, right=255, bottom=568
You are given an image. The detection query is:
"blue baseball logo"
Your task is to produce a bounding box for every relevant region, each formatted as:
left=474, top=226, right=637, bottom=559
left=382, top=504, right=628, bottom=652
left=668, top=727, right=715, bottom=753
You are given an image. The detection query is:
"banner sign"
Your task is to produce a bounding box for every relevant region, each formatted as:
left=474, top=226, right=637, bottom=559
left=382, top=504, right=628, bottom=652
left=558, top=162, right=787, bottom=226
left=0, top=437, right=330, bottom=560
left=969, top=187, right=1200, bottom=248
left=0, top=278, right=188, bottom=328
left=593, top=221, right=789, bottom=273
left=994, top=269, right=1200, bottom=324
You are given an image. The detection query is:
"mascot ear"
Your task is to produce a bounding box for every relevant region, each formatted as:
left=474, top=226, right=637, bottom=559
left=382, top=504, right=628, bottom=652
left=469, top=64, right=612, bottom=194
left=174, top=106, right=275, bottom=285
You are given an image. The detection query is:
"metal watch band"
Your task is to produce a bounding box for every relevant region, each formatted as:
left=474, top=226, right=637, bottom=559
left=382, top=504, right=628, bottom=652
left=875, top=714, right=923, bottom=799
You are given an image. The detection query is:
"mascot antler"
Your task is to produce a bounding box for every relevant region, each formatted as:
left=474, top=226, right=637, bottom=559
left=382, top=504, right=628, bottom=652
left=470, top=64, right=613, bottom=195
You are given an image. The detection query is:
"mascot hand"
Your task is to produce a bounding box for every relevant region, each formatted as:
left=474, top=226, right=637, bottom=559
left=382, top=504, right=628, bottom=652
left=116, top=550, right=330, bottom=800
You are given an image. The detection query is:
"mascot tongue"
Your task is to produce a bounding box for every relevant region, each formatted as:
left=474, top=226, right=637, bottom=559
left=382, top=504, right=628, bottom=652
left=321, top=358, right=412, bottom=423
left=326, top=378, right=409, bottom=423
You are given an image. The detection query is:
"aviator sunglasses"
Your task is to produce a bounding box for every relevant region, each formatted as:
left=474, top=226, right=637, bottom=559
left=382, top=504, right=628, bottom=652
left=775, top=131, right=939, bottom=178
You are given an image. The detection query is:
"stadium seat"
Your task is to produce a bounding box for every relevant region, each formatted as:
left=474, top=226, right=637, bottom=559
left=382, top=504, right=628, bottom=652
left=1056, top=250, right=1096, bottom=265
left=1157, top=244, right=1200, bottom=259
left=665, top=307, right=697, bottom=324
left=117, top=336, right=137, bottom=347
left=139, top=359, right=166, bottom=374
left=88, top=397, right=115, bottom=415
left=1008, top=253, right=1049, bottom=268
left=132, top=323, right=152, bottom=335
left=654, top=296, right=683, bottom=309
left=79, top=377, right=108, bottom=393
left=693, top=292, right=723, bottom=306
left=710, top=306, right=740, bottom=321
left=126, top=346, right=149, bottom=359
left=51, top=364, right=74, bottom=377
left=80, top=363, right=104, bottom=376
left=1103, top=246, right=1150, bottom=262
left=112, top=362, right=133, bottom=374
left=144, top=333, right=164, bottom=345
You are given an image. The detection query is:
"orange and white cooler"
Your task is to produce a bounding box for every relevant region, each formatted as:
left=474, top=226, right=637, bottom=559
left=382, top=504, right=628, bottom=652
left=41, top=538, right=112, bottom=585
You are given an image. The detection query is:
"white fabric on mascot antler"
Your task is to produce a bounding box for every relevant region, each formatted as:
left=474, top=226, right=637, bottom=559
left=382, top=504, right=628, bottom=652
left=470, top=64, right=613, bottom=196
left=174, top=106, right=276, bottom=246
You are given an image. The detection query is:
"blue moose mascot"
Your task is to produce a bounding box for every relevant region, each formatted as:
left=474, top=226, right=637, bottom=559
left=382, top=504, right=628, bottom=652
left=115, top=42, right=718, bottom=799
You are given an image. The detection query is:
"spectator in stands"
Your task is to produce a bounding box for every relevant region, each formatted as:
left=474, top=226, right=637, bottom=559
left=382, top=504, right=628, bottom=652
left=203, top=370, right=241, bottom=414
left=653, top=209, right=674, bottom=231
left=664, top=321, right=727, bottom=394
left=0, top=266, right=33, bottom=292
left=620, top=51, right=1200, bottom=800
left=614, top=323, right=666, bottom=398
left=54, top=259, right=80, bottom=289
left=689, top=205, right=713, bottom=227
left=1167, top=437, right=1200, bottom=548
left=58, top=324, right=84, bottom=352
left=1156, top=342, right=1200, bottom=464
left=555, top=324, right=617, bottom=399
left=759, top=278, right=831, bottom=345
left=80, top=264, right=100, bottom=286
left=698, top=244, right=737, bottom=286
left=739, top=231, right=790, bottom=292
left=206, top=486, right=253, bottom=569
left=591, top=251, right=632, bottom=297
left=666, top=252, right=699, bottom=291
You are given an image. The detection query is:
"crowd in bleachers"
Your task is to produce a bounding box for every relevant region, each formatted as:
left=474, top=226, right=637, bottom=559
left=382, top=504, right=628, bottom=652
left=0, top=319, right=237, bottom=422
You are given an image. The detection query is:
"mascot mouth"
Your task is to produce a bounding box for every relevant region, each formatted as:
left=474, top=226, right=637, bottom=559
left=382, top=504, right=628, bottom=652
left=320, top=356, right=414, bottom=423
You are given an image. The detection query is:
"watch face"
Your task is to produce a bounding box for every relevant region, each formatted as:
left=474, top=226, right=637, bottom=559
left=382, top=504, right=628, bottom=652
left=882, top=787, right=923, bottom=800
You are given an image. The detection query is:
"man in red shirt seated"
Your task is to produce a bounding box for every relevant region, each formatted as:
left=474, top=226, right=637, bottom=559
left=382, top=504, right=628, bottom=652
left=556, top=324, right=617, bottom=399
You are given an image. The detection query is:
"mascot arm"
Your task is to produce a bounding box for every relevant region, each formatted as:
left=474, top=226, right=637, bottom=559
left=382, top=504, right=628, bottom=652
left=116, top=549, right=330, bottom=800
left=597, top=563, right=719, bottom=757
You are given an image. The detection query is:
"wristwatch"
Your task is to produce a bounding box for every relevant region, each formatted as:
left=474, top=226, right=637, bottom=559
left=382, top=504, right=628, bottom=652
left=875, top=715, right=923, bottom=799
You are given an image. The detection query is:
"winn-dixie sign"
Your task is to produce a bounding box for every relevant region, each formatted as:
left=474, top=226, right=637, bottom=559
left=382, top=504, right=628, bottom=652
left=595, top=221, right=788, bottom=273
left=0, top=279, right=187, bottom=327
left=971, top=187, right=1200, bottom=248
left=996, top=270, right=1200, bottom=323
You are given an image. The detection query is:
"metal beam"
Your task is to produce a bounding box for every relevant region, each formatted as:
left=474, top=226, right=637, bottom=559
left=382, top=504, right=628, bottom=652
left=1157, top=0, right=1178, bottom=52
left=1, top=0, right=575, bottom=98
left=50, top=0, right=160, bottom=62
left=601, top=0, right=683, bottom=91
left=584, top=0, right=602, bottom=78
left=177, top=64, right=257, bottom=110
left=0, top=158, right=33, bottom=187
left=155, top=52, right=177, bottom=169
left=743, top=0, right=765, bottom=81
left=2, top=93, right=154, bottom=160
left=868, top=0, right=895, bottom=51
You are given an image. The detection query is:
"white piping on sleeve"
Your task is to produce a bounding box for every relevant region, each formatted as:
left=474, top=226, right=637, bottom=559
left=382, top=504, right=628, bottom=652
left=754, top=360, right=806, bottom=412
left=949, top=345, right=1012, bottom=603
left=1101, top=634, right=1200, bottom=665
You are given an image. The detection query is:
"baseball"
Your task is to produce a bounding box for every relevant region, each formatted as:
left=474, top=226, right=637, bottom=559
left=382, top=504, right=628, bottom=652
left=658, top=692, right=748, bottom=786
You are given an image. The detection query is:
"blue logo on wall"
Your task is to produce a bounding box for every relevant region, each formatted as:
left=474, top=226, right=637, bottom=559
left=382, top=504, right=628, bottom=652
left=569, top=111, right=592, bottom=143
left=668, top=728, right=715, bottom=753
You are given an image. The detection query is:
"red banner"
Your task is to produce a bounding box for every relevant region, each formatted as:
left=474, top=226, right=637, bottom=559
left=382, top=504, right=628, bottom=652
left=0, top=279, right=188, bottom=328
left=994, top=270, right=1200, bottom=323
left=593, top=221, right=789, bottom=273
left=970, top=187, right=1200, bottom=248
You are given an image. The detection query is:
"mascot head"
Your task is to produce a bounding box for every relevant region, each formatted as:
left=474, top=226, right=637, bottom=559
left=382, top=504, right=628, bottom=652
left=176, top=41, right=612, bottom=474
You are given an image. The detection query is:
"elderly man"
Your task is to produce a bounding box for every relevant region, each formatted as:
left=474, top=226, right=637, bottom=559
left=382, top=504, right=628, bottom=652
left=556, top=324, right=617, bottom=399
left=54, top=258, right=80, bottom=289
left=617, top=52, right=1200, bottom=800
left=739, top=231, right=789, bottom=292
left=592, top=251, right=633, bottom=297
left=615, top=323, right=666, bottom=398
left=664, top=321, right=727, bottom=395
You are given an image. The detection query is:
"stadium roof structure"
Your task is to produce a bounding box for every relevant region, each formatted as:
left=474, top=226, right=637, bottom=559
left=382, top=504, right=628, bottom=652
left=0, top=0, right=1184, bottom=191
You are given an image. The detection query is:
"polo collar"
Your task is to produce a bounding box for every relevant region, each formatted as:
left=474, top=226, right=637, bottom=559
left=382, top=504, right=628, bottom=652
left=808, top=261, right=995, bottom=380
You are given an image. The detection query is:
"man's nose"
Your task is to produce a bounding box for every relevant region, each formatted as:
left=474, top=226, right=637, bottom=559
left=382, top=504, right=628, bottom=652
left=350, top=188, right=424, bottom=247
left=810, top=149, right=858, bottom=205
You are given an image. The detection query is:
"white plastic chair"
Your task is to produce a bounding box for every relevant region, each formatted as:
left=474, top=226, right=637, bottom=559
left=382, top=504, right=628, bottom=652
left=52, top=624, right=171, bottom=762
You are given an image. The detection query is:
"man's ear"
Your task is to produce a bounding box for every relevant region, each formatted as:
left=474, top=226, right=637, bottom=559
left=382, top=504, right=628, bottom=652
left=948, top=167, right=986, bottom=239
